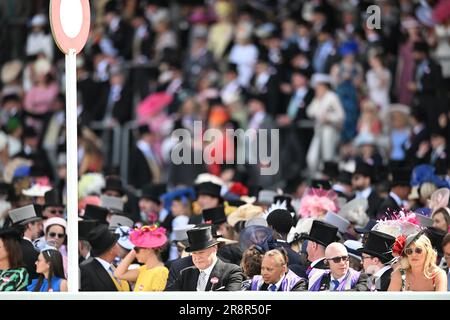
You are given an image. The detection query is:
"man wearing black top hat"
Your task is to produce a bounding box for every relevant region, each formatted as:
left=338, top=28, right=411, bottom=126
left=42, top=189, right=65, bottom=219
left=80, top=224, right=129, bottom=291
left=351, top=162, right=384, bottom=218
left=102, top=176, right=140, bottom=222
left=165, top=225, right=245, bottom=291
left=377, top=168, right=411, bottom=219
left=190, top=181, right=222, bottom=225
left=78, top=219, right=99, bottom=264
left=138, top=183, right=169, bottom=226
left=359, top=231, right=396, bottom=291
left=425, top=227, right=447, bottom=266
left=302, top=220, right=338, bottom=274
left=8, top=204, right=43, bottom=283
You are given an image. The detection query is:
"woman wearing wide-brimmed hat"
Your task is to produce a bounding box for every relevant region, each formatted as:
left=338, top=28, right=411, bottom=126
left=114, top=225, right=169, bottom=291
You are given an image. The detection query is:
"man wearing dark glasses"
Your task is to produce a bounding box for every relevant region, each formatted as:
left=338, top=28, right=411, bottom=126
left=42, top=189, right=65, bottom=219
left=308, top=242, right=369, bottom=291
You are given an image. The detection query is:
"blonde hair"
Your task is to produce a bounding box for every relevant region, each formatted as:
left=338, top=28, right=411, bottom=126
left=399, top=235, right=438, bottom=279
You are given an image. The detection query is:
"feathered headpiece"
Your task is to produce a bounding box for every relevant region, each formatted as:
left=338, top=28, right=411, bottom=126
left=372, top=208, right=422, bottom=238
left=298, top=188, right=339, bottom=218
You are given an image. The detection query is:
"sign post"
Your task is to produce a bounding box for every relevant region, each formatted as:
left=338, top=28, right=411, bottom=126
left=49, top=0, right=90, bottom=293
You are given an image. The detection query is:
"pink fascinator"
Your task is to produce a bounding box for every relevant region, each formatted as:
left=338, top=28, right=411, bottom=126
left=129, top=225, right=168, bottom=249
left=298, top=188, right=339, bottom=218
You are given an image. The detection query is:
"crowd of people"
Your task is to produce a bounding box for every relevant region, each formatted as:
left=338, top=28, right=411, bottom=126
left=0, top=0, right=450, bottom=292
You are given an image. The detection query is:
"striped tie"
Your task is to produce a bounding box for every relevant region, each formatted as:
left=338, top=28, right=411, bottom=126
left=197, top=271, right=208, bottom=291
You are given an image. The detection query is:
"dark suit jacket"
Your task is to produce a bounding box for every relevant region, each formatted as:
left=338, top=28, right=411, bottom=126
left=404, top=126, right=429, bottom=166
left=317, top=271, right=369, bottom=291
left=165, top=256, right=194, bottom=289
left=128, top=144, right=153, bottom=189
left=378, top=268, right=392, bottom=291
left=165, top=258, right=244, bottom=291
left=80, top=257, right=118, bottom=291
left=21, top=239, right=39, bottom=283
left=377, top=196, right=401, bottom=219
left=351, top=191, right=384, bottom=219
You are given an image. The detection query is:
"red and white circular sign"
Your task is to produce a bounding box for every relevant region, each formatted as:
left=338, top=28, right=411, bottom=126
left=50, top=0, right=90, bottom=54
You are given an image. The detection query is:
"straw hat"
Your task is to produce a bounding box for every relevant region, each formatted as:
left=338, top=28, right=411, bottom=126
left=1, top=60, right=23, bottom=84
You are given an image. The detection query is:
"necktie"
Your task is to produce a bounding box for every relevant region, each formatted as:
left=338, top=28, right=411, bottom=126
left=197, top=271, right=208, bottom=291
left=306, top=266, right=313, bottom=276
left=331, top=279, right=340, bottom=291
left=268, top=284, right=277, bottom=291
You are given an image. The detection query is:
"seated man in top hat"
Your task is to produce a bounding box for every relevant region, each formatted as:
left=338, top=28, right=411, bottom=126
left=248, top=248, right=308, bottom=291
left=42, top=189, right=65, bottom=219
left=80, top=224, right=130, bottom=291
left=359, top=231, right=396, bottom=291
left=308, top=242, right=369, bottom=291
left=301, top=220, right=339, bottom=275
left=377, top=168, right=412, bottom=219
left=165, top=225, right=244, bottom=291
left=351, top=161, right=384, bottom=218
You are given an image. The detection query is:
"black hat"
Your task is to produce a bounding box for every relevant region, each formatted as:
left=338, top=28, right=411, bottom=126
left=44, top=189, right=64, bottom=207
left=141, top=183, right=166, bottom=204
left=273, top=195, right=295, bottom=213
left=425, top=226, right=446, bottom=256
left=354, top=219, right=378, bottom=234
left=104, top=0, right=119, bottom=14
left=413, top=41, right=429, bottom=54
left=301, top=220, right=338, bottom=247
left=322, top=161, right=339, bottom=179
left=291, top=67, right=311, bottom=79
left=266, top=209, right=293, bottom=235
left=226, top=63, right=238, bottom=74
left=318, top=23, right=334, bottom=36
left=336, top=171, right=352, bottom=185
left=354, top=162, right=374, bottom=179
left=196, top=182, right=221, bottom=199
left=185, top=225, right=220, bottom=253
left=226, top=199, right=246, bottom=207
left=391, top=168, right=411, bottom=187
left=0, top=227, right=22, bottom=241
left=359, top=230, right=395, bottom=263
left=78, top=219, right=99, bottom=241
left=0, top=182, right=14, bottom=201
left=102, top=177, right=124, bottom=195
left=83, top=204, right=109, bottom=224
left=202, top=206, right=227, bottom=225
left=137, top=124, right=151, bottom=136
left=88, top=224, right=119, bottom=257
left=310, top=179, right=331, bottom=190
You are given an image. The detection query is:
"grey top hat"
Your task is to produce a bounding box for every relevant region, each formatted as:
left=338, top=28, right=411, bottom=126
left=323, top=211, right=350, bottom=234
left=257, top=190, right=277, bottom=205
left=172, top=224, right=195, bottom=242
left=9, top=204, right=41, bottom=225
left=108, top=214, right=134, bottom=230
left=100, top=195, right=124, bottom=213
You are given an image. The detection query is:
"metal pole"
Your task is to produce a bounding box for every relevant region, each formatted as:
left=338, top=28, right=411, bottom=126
left=65, top=49, right=79, bottom=292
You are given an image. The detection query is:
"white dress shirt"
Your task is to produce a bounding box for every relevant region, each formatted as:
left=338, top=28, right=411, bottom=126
left=197, top=256, right=218, bottom=291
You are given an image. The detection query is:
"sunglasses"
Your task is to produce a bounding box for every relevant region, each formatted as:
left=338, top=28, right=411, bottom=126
left=404, top=247, right=423, bottom=256
left=49, top=209, right=64, bottom=214
left=134, top=247, right=143, bottom=253
left=327, top=256, right=349, bottom=263
left=48, top=232, right=65, bottom=239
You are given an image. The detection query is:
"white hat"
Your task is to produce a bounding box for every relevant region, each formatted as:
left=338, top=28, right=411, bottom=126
left=323, top=211, right=350, bottom=234
left=172, top=224, right=195, bottom=242
left=338, top=198, right=369, bottom=228
left=245, top=217, right=268, bottom=228
left=287, top=217, right=314, bottom=243
left=30, top=14, right=47, bottom=27
left=33, top=58, right=51, bottom=76
left=22, top=184, right=52, bottom=197
left=44, top=217, right=67, bottom=232
left=343, top=240, right=363, bottom=260
left=114, top=226, right=134, bottom=250
left=311, top=73, right=332, bottom=87
left=257, top=190, right=277, bottom=205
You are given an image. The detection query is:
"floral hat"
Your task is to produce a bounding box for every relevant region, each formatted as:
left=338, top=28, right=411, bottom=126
left=372, top=209, right=421, bottom=238
left=298, top=187, right=339, bottom=218
left=129, top=225, right=167, bottom=249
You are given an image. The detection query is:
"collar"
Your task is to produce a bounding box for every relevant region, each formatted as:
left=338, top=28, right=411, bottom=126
left=310, top=257, right=325, bottom=268
left=267, top=275, right=285, bottom=291
left=330, top=272, right=347, bottom=283
left=356, top=187, right=372, bottom=199
left=23, top=236, right=32, bottom=243
left=199, top=256, right=218, bottom=278
left=332, top=184, right=346, bottom=194
left=374, top=265, right=391, bottom=278
left=95, top=257, right=112, bottom=272
left=389, top=191, right=403, bottom=207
